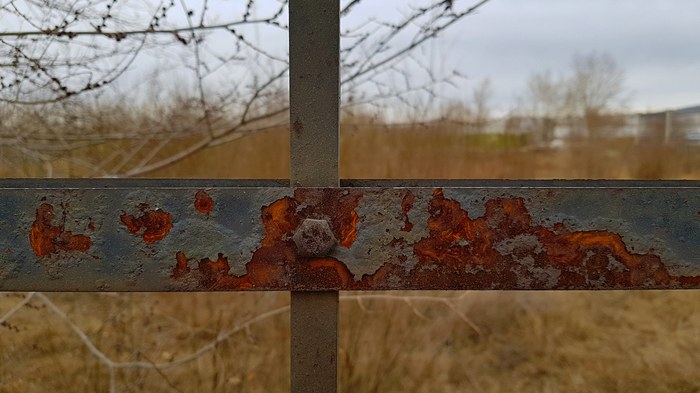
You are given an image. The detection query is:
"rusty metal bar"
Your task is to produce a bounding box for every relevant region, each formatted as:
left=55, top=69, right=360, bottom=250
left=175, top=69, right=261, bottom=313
left=289, top=0, right=340, bottom=391
left=1, top=181, right=700, bottom=291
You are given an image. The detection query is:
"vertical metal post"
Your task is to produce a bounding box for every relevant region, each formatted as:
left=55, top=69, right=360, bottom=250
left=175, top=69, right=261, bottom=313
left=289, top=0, right=339, bottom=392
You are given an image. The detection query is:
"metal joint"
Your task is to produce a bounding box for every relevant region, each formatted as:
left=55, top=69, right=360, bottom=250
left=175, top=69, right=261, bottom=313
left=293, top=218, right=337, bottom=257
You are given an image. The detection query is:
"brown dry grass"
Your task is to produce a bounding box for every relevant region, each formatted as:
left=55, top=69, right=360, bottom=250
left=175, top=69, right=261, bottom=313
left=135, top=127, right=700, bottom=180
left=2, top=124, right=700, bottom=393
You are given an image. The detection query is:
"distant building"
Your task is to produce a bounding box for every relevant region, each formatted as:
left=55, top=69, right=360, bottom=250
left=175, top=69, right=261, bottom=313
left=638, top=105, right=700, bottom=144
left=495, top=104, right=700, bottom=148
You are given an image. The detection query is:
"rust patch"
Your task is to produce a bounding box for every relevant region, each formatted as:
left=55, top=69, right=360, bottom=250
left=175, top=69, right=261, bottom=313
left=120, top=204, right=173, bottom=244
left=260, top=189, right=362, bottom=248
left=172, top=251, right=191, bottom=278
left=194, top=190, right=214, bottom=214
left=173, top=189, right=363, bottom=289
left=293, top=119, right=304, bottom=136
left=171, top=188, right=700, bottom=290
left=198, top=253, right=231, bottom=287
left=261, top=196, right=300, bottom=246
left=400, top=191, right=414, bottom=232
left=409, top=189, right=683, bottom=289
left=29, top=203, right=92, bottom=257
left=293, top=189, right=362, bottom=248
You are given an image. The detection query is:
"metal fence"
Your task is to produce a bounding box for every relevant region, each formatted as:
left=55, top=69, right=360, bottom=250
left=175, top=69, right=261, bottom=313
left=2, top=1, right=700, bottom=392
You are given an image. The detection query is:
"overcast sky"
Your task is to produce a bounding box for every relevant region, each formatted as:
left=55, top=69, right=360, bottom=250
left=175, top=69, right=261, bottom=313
left=7, top=0, right=695, bottom=114
left=126, top=0, right=699, bottom=115
left=419, top=0, right=700, bottom=113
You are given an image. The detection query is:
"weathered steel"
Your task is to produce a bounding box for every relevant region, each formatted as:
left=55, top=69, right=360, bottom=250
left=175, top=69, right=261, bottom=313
left=289, top=0, right=339, bottom=187
left=289, top=0, right=340, bottom=391
left=293, top=218, right=337, bottom=257
left=291, top=291, right=338, bottom=393
left=1, top=181, right=700, bottom=291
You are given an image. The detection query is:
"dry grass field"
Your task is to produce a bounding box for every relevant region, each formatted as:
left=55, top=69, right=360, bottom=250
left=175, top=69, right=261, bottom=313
left=2, top=125, right=700, bottom=392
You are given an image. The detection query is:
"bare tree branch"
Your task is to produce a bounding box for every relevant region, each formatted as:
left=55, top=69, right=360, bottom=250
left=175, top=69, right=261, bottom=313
left=1, top=0, right=491, bottom=177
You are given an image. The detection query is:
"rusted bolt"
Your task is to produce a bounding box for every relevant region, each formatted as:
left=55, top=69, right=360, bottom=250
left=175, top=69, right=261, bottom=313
left=292, top=219, right=336, bottom=257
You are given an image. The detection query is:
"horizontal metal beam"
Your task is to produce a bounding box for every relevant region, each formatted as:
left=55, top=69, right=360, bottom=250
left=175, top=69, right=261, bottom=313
left=0, top=178, right=693, bottom=188
left=1, top=180, right=699, bottom=291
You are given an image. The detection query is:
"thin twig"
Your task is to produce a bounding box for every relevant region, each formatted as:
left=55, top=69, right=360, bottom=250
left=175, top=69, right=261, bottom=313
left=0, top=292, right=36, bottom=325
left=341, top=293, right=482, bottom=335
left=0, top=16, right=287, bottom=38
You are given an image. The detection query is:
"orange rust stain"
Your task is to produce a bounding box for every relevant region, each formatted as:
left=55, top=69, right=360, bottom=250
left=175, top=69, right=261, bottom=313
left=258, top=189, right=362, bottom=248
left=120, top=205, right=173, bottom=244
left=354, top=261, right=410, bottom=289
left=194, top=190, right=214, bottom=214
left=198, top=253, right=231, bottom=286
left=410, top=188, right=675, bottom=289
left=301, top=258, right=355, bottom=288
left=174, top=247, right=294, bottom=289
left=261, top=197, right=299, bottom=246
left=29, top=203, right=92, bottom=257
left=171, top=188, right=698, bottom=290
left=172, top=251, right=191, bottom=278
left=237, top=245, right=295, bottom=288
left=337, top=210, right=360, bottom=248
left=171, top=189, right=364, bottom=289
left=293, top=189, right=362, bottom=248
left=400, top=191, right=415, bottom=232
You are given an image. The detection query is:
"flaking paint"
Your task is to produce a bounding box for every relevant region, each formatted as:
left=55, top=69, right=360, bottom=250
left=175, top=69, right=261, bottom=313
left=170, top=188, right=700, bottom=290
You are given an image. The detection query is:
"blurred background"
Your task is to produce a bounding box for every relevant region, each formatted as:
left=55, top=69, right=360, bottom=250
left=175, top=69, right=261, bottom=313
left=1, top=0, right=700, bottom=392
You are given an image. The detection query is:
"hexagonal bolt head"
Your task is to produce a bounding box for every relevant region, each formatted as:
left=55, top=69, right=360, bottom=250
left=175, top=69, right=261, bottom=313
left=292, top=219, right=337, bottom=257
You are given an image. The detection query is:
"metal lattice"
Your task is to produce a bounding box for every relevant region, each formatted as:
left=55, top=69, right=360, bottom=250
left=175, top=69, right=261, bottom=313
left=1, top=1, right=699, bottom=392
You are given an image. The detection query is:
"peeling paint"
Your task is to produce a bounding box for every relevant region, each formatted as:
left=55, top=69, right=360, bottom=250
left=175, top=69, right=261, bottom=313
left=170, top=187, right=700, bottom=290
left=1, top=182, right=699, bottom=291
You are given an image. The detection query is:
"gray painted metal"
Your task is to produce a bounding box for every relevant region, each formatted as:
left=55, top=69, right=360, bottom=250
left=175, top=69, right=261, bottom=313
left=290, top=291, right=338, bottom=393
left=289, top=0, right=339, bottom=188
left=289, top=0, right=340, bottom=391
left=1, top=182, right=700, bottom=291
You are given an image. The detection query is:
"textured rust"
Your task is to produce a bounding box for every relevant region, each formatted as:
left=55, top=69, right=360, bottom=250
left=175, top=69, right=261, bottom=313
left=293, top=219, right=337, bottom=257
left=400, top=191, right=414, bottom=232
left=294, top=188, right=362, bottom=248
left=261, top=196, right=300, bottom=247
left=29, top=203, right=92, bottom=257
left=172, top=251, right=191, bottom=278
left=171, top=188, right=700, bottom=290
left=260, top=189, right=361, bottom=248
left=197, top=253, right=231, bottom=287
left=405, top=189, right=700, bottom=289
left=194, top=190, right=214, bottom=214
left=120, top=204, right=173, bottom=244
left=173, top=189, right=363, bottom=289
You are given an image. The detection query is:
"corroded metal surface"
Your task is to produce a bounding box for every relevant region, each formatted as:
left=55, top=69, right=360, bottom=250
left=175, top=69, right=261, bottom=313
left=1, top=180, right=700, bottom=291
left=289, top=0, right=341, bottom=388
